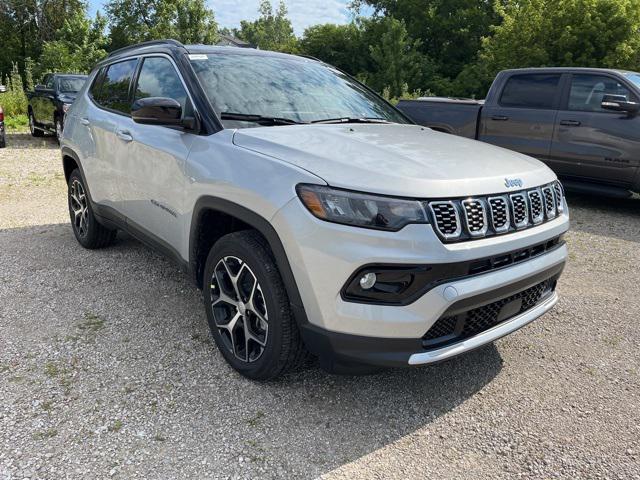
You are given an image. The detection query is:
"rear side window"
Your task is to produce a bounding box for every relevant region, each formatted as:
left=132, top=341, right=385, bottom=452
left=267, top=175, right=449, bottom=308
left=92, top=59, right=138, bottom=114
left=568, top=74, right=636, bottom=112
left=134, top=57, right=188, bottom=111
left=500, top=74, right=561, bottom=109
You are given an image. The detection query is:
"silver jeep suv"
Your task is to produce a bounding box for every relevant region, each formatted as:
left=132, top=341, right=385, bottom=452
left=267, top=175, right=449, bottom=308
left=61, top=40, right=569, bottom=379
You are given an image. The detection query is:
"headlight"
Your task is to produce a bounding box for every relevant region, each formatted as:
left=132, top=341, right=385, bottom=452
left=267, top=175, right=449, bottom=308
left=62, top=103, right=72, bottom=113
left=296, top=184, right=429, bottom=231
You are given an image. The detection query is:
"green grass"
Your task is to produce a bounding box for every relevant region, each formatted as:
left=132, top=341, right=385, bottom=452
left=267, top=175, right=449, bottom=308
left=4, top=114, right=29, bottom=131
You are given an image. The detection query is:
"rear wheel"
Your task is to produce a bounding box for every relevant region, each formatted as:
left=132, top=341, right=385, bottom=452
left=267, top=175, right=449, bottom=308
left=67, top=169, right=116, bottom=249
left=29, top=111, right=43, bottom=137
left=203, top=230, right=307, bottom=380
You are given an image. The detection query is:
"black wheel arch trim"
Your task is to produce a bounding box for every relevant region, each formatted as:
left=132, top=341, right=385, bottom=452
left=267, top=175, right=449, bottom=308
left=190, top=196, right=310, bottom=327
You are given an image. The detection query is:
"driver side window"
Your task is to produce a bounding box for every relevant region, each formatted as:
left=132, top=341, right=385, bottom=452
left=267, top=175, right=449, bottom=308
left=568, top=74, right=636, bottom=112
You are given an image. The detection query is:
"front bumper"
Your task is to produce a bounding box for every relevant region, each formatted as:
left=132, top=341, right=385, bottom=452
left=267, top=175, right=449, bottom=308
left=271, top=196, right=569, bottom=367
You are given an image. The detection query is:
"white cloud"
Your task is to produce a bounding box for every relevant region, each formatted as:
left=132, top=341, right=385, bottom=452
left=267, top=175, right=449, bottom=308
left=210, top=0, right=355, bottom=36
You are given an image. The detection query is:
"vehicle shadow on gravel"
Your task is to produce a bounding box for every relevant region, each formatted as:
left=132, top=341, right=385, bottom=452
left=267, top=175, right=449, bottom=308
left=0, top=222, right=503, bottom=479
left=3, top=132, right=57, bottom=149
left=566, top=192, right=640, bottom=243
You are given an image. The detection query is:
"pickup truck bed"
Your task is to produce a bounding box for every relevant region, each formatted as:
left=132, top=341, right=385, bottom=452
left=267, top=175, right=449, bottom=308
left=397, top=68, right=640, bottom=196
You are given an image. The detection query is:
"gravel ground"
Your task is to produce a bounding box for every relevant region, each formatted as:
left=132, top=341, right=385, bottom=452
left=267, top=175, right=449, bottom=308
left=1, top=132, right=639, bottom=479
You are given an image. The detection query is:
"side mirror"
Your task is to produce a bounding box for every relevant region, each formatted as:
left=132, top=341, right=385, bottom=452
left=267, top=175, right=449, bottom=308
left=601, top=94, right=640, bottom=113
left=132, top=97, right=183, bottom=126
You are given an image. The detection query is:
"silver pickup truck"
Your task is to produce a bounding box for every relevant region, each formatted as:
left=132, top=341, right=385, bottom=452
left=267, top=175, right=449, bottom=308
left=398, top=67, right=640, bottom=197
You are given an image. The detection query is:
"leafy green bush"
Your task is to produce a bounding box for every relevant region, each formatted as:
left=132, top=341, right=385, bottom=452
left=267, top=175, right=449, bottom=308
left=4, top=114, right=29, bottom=131
left=1, top=63, right=28, bottom=117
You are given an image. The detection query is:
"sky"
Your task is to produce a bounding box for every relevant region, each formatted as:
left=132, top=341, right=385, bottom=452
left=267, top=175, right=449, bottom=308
left=88, top=0, right=370, bottom=36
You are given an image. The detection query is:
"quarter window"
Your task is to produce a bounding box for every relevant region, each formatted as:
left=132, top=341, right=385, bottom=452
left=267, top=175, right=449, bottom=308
left=134, top=57, right=188, bottom=112
left=500, top=74, right=561, bottom=109
left=568, top=74, right=636, bottom=112
left=92, top=59, right=138, bottom=114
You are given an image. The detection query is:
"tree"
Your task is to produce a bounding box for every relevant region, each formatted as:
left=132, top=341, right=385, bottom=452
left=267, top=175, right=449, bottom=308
left=37, top=10, right=109, bottom=77
left=106, top=0, right=218, bottom=50
left=367, top=17, right=424, bottom=97
left=235, top=0, right=298, bottom=52
left=354, top=0, right=501, bottom=94
left=300, top=23, right=365, bottom=74
left=476, top=0, right=640, bottom=93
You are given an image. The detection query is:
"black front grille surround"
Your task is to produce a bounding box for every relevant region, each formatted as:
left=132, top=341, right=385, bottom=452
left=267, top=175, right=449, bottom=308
left=423, top=277, right=558, bottom=348
left=426, top=181, right=564, bottom=243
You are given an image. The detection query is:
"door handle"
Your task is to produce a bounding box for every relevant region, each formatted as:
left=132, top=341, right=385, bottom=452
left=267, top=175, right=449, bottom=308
left=560, top=120, right=581, bottom=126
left=116, top=129, right=133, bottom=142
left=80, top=118, right=90, bottom=126
left=491, top=115, right=509, bottom=121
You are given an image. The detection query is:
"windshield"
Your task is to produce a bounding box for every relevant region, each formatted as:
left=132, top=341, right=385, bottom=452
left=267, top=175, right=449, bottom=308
left=189, top=53, right=409, bottom=127
left=58, top=77, right=86, bottom=93
left=624, top=72, right=640, bottom=90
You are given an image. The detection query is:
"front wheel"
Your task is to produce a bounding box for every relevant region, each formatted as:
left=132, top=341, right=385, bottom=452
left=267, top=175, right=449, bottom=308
left=203, top=230, right=308, bottom=380
left=29, top=111, right=43, bottom=137
left=55, top=117, right=62, bottom=143
left=67, top=169, right=116, bottom=249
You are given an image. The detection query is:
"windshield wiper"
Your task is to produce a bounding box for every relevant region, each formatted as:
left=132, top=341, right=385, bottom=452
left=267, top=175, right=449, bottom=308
left=310, top=117, right=394, bottom=124
left=220, top=112, right=304, bottom=125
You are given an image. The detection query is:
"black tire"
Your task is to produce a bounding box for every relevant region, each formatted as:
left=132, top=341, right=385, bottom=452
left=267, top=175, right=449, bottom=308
left=54, top=117, right=62, bottom=143
left=29, top=111, right=44, bottom=137
left=0, top=133, right=5, bottom=149
left=67, top=169, right=116, bottom=249
left=203, top=230, right=308, bottom=380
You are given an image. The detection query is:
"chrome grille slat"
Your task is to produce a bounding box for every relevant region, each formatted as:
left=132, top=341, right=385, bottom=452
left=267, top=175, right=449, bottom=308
left=510, top=193, right=529, bottom=228
left=542, top=186, right=557, bottom=219
left=488, top=196, right=510, bottom=233
left=461, top=199, right=488, bottom=237
left=528, top=189, right=544, bottom=224
left=427, top=181, right=564, bottom=243
left=429, top=201, right=461, bottom=240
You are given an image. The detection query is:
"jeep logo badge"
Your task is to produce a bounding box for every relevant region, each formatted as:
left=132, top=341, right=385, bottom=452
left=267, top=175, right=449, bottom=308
left=505, top=178, right=523, bottom=188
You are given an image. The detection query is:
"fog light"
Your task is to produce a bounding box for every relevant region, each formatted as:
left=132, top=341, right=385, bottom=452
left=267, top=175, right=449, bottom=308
left=359, top=272, right=377, bottom=290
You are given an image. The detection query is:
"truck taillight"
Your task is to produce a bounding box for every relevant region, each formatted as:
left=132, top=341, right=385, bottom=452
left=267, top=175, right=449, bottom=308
left=0, top=111, right=4, bottom=122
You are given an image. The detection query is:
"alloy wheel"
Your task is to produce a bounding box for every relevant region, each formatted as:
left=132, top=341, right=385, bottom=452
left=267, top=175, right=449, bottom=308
left=210, top=256, right=269, bottom=363
left=69, top=179, right=89, bottom=237
left=29, top=114, right=34, bottom=135
left=55, top=120, right=62, bottom=140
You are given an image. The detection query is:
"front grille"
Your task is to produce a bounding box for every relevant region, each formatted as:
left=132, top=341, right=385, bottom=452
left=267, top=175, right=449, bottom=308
left=426, top=181, right=563, bottom=242
left=429, top=202, right=460, bottom=238
left=423, top=278, right=556, bottom=347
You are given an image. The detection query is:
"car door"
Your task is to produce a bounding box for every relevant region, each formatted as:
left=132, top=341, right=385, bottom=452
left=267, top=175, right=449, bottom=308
left=81, top=58, right=139, bottom=210
left=478, top=73, right=562, bottom=161
left=121, top=55, right=196, bottom=254
left=548, top=73, right=640, bottom=186
left=41, top=75, right=56, bottom=127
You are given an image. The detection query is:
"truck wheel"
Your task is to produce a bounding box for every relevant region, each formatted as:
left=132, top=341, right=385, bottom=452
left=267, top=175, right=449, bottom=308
left=55, top=117, right=62, bottom=143
left=67, top=169, right=116, bottom=249
left=203, top=230, right=308, bottom=380
left=29, top=112, right=43, bottom=137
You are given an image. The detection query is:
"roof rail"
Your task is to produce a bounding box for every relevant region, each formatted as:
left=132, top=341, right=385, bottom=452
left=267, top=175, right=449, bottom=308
left=107, top=39, right=185, bottom=58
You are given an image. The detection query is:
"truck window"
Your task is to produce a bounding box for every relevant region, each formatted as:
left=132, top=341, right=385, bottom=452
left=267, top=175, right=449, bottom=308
left=568, top=74, right=636, bottom=112
left=499, top=74, right=561, bottom=109
left=133, top=57, right=188, bottom=112
left=92, top=59, right=138, bottom=115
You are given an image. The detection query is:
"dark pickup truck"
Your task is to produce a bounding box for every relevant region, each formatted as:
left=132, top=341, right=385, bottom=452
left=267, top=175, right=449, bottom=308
left=27, top=73, right=87, bottom=141
left=398, top=67, right=640, bottom=197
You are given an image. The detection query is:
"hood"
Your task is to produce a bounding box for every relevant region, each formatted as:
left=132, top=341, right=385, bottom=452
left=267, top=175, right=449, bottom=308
left=232, top=124, right=556, bottom=198
left=59, top=93, right=77, bottom=104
